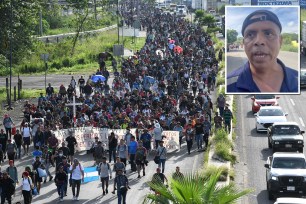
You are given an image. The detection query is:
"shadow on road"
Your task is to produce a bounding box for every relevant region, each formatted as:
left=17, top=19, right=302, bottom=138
left=250, top=128, right=267, bottom=137
left=257, top=190, right=274, bottom=204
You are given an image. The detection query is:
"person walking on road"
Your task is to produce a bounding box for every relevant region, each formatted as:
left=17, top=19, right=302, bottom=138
left=151, top=168, right=168, bottom=194
left=69, top=158, right=84, bottom=201
left=108, top=132, right=118, bottom=163
left=153, top=123, right=163, bottom=150
left=156, top=141, right=167, bottom=174
left=128, top=136, right=138, bottom=172
left=22, top=123, right=32, bottom=155
left=65, top=134, right=77, bottom=164
left=223, top=106, right=233, bottom=133
left=173, top=122, right=184, bottom=148
left=21, top=171, right=33, bottom=204
left=55, top=166, right=67, bottom=202
left=57, top=157, right=70, bottom=196
left=6, top=139, right=17, bottom=162
left=135, top=141, right=147, bottom=178
left=112, top=169, right=129, bottom=204
left=3, top=114, right=14, bottom=140
left=194, top=119, right=204, bottom=150
left=0, top=130, right=7, bottom=159
left=0, top=171, right=15, bottom=204
left=98, top=157, right=112, bottom=195
left=13, top=129, right=22, bottom=159
left=140, top=129, right=152, bottom=152
left=114, top=157, right=126, bottom=176
left=117, top=139, right=128, bottom=167
left=185, top=123, right=194, bottom=155
left=217, top=94, right=226, bottom=117
left=42, top=146, right=53, bottom=182
left=6, top=160, right=18, bottom=187
left=94, top=141, right=105, bottom=167
left=214, top=112, right=223, bottom=130
left=172, top=166, right=184, bottom=180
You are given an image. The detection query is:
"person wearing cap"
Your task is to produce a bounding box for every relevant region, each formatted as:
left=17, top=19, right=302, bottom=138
left=6, top=139, right=16, bottom=162
left=21, top=171, right=33, bottom=204
left=223, top=106, right=233, bottom=133
left=21, top=122, right=32, bottom=155
left=153, top=123, right=163, bottom=150
left=227, top=9, right=298, bottom=93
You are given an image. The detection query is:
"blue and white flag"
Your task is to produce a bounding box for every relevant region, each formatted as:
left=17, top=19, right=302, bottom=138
left=83, top=167, right=99, bottom=183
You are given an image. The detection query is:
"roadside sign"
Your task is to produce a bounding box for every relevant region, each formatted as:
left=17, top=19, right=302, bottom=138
left=40, top=53, right=49, bottom=61
left=113, top=44, right=124, bottom=56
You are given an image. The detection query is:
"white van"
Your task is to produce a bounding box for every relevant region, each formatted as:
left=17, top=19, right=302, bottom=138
left=177, top=5, right=188, bottom=16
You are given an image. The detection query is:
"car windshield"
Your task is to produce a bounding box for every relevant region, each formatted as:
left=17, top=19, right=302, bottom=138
left=258, top=109, right=284, bottom=116
left=273, top=125, right=300, bottom=135
left=255, top=95, right=275, bottom=100
left=301, top=70, right=306, bottom=76
left=272, top=157, right=306, bottom=169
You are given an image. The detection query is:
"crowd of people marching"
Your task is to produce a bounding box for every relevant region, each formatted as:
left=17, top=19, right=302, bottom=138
left=0, top=4, right=232, bottom=204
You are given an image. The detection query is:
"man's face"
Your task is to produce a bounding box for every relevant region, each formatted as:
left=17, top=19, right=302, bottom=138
left=243, top=16, right=282, bottom=70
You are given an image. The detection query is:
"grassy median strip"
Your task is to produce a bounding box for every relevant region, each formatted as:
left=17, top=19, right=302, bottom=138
left=213, top=129, right=236, bottom=164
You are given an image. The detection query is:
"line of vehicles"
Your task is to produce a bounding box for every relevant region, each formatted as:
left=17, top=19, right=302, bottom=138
left=251, top=95, right=306, bottom=203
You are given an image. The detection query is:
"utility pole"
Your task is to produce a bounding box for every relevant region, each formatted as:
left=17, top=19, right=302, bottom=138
left=117, top=0, right=120, bottom=44
left=94, top=0, right=97, bottom=25
left=9, top=0, right=13, bottom=109
left=39, top=9, right=43, bottom=36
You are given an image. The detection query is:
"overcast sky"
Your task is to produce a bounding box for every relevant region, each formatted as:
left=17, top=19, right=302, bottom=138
left=226, top=6, right=299, bottom=37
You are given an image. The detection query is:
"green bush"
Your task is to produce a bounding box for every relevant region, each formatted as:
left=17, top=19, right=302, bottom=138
left=216, top=75, right=225, bottom=86
left=213, top=129, right=228, bottom=142
left=51, top=61, right=61, bottom=69
left=215, top=141, right=236, bottom=163
left=62, top=58, right=72, bottom=67
left=204, top=165, right=228, bottom=181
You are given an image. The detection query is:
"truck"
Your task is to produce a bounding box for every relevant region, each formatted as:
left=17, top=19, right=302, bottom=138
left=302, top=21, right=306, bottom=55
left=177, top=5, right=188, bottom=16
left=267, top=122, right=304, bottom=153
left=264, top=152, right=306, bottom=200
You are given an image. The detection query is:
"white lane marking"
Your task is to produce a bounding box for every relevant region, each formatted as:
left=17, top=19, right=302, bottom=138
left=290, top=98, right=295, bottom=106
left=299, top=117, right=305, bottom=127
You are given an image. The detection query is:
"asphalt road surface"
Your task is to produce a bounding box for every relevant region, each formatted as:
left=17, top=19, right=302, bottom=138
left=234, top=90, right=306, bottom=204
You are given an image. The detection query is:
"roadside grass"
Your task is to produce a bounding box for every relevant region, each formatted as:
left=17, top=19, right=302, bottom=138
left=0, top=87, right=55, bottom=113
left=232, top=95, right=237, bottom=127
left=217, top=85, right=225, bottom=96
left=204, top=165, right=229, bottom=182
left=213, top=129, right=236, bottom=164
left=216, top=73, right=225, bottom=86
left=215, top=141, right=236, bottom=163
left=12, top=29, right=146, bottom=76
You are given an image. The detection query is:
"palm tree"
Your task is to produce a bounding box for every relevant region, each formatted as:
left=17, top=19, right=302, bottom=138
left=143, top=169, right=252, bottom=204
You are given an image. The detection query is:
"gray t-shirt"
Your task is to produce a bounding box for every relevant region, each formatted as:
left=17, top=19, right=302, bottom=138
left=117, top=144, right=128, bottom=159
left=156, top=146, right=167, bottom=160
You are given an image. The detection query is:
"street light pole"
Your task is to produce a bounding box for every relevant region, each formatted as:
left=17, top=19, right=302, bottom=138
left=117, top=0, right=120, bottom=44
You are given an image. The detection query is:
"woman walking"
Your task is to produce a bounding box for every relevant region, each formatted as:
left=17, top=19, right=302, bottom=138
left=21, top=171, right=33, bottom=204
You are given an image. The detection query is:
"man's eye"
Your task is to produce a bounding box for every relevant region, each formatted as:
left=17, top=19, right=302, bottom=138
left=264, top=31, right=273, bottom=36
left=246, top=32, right=255, bottom=38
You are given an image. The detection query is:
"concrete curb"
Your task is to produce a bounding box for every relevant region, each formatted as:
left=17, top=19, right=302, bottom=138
left=207, top=84, right=234, bottom=187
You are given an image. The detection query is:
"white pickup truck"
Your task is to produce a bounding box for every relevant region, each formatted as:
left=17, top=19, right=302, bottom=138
left=265, top=152, right=306, bottom=200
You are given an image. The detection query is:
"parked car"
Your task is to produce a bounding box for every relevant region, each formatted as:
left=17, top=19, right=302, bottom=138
left=255, top=106, right=287, bottom=132
left=274, top=197, right=306, bottom=204
left=301, top=69, right=306, bottom=88
left=251, top=95, right=279, bottom=113
left=268, top=122, right=304, bottom=153
left=265, top=152, right=306, bottom=200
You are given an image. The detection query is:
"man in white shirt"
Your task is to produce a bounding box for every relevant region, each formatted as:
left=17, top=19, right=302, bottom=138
left=69, top=158, right=84, bottom=201
left=22, top=123, right=32, bottom=155
left=98, top=157, right=112, bottom=195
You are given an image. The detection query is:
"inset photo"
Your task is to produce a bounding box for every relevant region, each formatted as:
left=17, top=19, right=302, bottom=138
left=225, top=6, right=300, bottom=94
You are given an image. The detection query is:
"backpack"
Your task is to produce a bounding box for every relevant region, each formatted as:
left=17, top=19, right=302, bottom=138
left=97, top=162, right=110, bottom=175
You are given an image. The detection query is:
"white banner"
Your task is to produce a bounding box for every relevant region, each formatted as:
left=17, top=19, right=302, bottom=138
left=52, top=127, right=137, bottom=151
left=162, top=131, right=180, bottom=150
left=52, top=127, right=180, bottom=151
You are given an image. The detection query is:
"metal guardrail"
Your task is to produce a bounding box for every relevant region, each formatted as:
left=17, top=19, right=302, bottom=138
left=36, top=24, right=117, bottom=43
